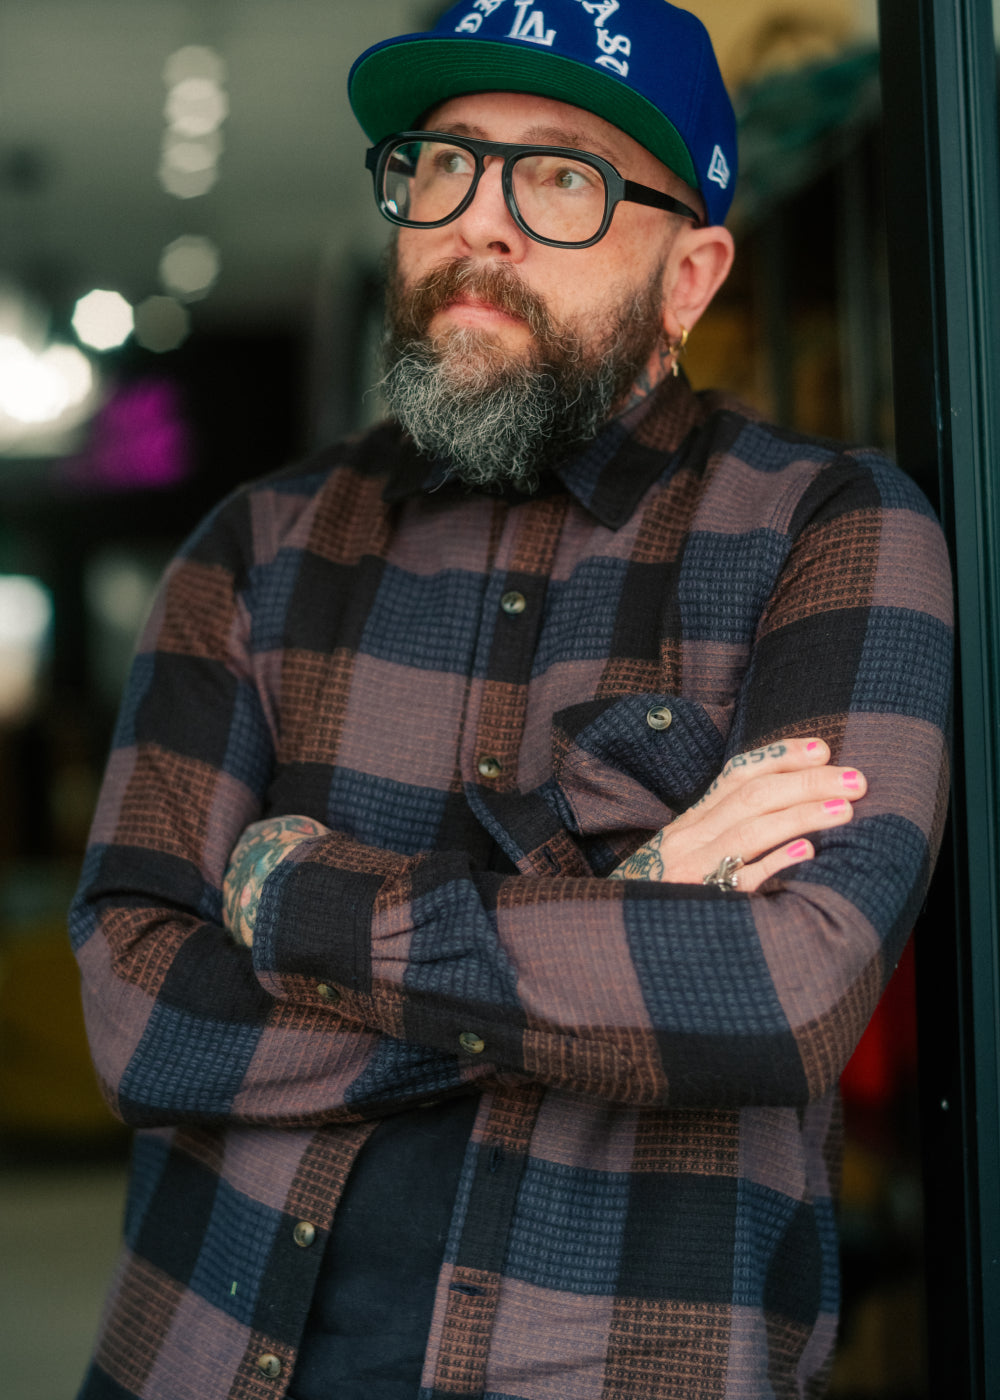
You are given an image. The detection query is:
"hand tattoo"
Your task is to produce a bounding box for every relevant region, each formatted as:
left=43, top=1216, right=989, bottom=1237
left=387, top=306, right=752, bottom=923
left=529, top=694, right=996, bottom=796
left=688, top=743, right=788, bottom=811
left=223, top=815, right=329, bottom=947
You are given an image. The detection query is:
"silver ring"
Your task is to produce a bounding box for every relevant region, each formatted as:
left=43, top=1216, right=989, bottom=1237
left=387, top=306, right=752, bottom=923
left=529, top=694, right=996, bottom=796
left=702, top=854, right=744, bottom=891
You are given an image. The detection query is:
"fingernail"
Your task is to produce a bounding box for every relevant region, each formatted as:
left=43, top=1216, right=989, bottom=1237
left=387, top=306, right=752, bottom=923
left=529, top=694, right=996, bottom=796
left=842, top=770, right=861, bottom=789
left=806, top=741, right=821, bottom=753
left=824, top=798, right=848, bottom=813
left=787, top=841, right=810, bottom=859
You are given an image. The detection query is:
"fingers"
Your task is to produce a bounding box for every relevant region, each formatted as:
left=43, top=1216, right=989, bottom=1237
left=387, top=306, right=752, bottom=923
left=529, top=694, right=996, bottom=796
left=639, top=737, right=869, bottom=889
left=701, top=778, right=864, bottom=852
left=698, top=785, right=858, bottom=890
left=684, top=747, right=866, bottom=843
left=735, top=839, right=815, bottom=893
left=688, top=737, right=832, bottom=818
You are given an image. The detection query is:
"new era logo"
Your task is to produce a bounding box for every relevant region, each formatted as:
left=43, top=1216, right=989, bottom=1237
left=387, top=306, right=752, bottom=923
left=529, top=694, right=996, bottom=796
left=708, top=145, right=731, bottom=190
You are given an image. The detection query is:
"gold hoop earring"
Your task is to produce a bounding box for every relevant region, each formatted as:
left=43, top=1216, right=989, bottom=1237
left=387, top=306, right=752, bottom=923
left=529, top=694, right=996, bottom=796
left=670, top=325, right=689, bottom=377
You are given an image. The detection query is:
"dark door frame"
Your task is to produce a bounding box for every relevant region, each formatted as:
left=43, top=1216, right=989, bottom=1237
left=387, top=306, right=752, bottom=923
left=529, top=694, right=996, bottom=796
left=878, top=0, right=1000, bottom=1392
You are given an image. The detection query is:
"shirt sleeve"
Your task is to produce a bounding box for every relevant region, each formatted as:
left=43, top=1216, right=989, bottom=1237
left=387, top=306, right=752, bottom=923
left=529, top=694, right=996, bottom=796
left=251, top=450, right=953, bottom=1110
left=74, top=449, right=953, bottom=1122
left=70, top=490, right=501, bottom=1128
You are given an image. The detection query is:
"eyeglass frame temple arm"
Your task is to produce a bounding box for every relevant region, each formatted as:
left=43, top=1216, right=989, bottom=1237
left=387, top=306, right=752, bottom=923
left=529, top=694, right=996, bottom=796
left=621, top=180, right=704, bottom=227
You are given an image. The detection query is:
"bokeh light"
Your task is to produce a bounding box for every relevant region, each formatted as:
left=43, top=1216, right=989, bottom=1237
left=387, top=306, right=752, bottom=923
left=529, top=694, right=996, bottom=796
left=133, top=295, right=190, bottom=352
left=159, top=235, right=221, bottom=301
left=42, top=345, right=94, bottom=407
left=0, top=339, right=89, bottom=424
left=160, top=45, right=228, bottom=201
left=163, top=44, right=226, bottom=87
left=0, top=575, right=53, bottom=723
left=71, top=289, right=133, bottom=351
left=0, top=338, right=96, bottom=446
left=158, top=164, right=218, bottom=199
left=165, top=78, right=229, bottom=137
left=162, top=129, right=223, bottom=174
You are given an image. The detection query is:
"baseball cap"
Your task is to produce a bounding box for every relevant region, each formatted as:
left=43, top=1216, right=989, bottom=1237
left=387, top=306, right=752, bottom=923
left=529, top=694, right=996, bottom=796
left=348, top=0, right=738, bottom=226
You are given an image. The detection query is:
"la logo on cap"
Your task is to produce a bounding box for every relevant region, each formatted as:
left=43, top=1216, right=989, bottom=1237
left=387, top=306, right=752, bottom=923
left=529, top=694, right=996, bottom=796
left=508, top=1, right=556, bottom=45
left=708, top=145, right=730, bottom=190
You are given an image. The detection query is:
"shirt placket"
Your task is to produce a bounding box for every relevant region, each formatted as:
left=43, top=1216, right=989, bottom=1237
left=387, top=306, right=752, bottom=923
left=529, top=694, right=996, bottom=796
left=419, top=496, right=585, bottom=1396
left=421, top=1083, right=545, bottom=1399
left=460, top=493, right=592, bottom=877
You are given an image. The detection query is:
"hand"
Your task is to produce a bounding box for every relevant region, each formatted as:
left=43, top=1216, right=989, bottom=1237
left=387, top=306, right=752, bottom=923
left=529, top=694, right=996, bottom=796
left=608, top=738, right=866, bottom=892
left=223, top=815, right=330, bottom=947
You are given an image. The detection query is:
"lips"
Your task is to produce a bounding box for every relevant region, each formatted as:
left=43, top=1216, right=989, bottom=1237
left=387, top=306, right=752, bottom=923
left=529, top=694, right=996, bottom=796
left=440, top=295, right=526, bottom=325
left=391, top=257, right=550, bottom=342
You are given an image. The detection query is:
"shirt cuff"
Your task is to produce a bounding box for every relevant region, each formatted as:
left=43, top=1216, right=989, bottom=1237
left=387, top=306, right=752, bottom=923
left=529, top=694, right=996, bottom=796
left=251, top=834, right=401, bottom=997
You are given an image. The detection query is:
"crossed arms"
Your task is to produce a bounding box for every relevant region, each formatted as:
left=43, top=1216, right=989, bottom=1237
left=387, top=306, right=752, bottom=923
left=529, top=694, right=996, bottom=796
left=71, top=446, right=952, bottom=1127
left=223, top=736, right=867, bottom=942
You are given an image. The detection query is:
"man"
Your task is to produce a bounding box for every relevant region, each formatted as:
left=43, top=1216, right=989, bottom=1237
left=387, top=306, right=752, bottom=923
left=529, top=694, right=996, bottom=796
left=71, top=3, right=952, bottom=1397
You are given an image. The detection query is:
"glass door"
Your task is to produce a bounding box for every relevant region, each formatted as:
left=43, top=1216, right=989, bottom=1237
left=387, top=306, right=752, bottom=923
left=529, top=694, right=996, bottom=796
left=879, top=0, right=1000, bottom=1393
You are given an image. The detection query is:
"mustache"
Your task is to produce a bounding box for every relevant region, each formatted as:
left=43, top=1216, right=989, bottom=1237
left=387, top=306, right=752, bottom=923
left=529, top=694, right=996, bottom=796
left=388, top=258, right=559, bottom=345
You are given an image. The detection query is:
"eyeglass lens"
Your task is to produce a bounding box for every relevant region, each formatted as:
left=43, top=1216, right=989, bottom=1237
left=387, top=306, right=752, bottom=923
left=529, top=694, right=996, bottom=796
left=382, top=139, right=610, bottom=244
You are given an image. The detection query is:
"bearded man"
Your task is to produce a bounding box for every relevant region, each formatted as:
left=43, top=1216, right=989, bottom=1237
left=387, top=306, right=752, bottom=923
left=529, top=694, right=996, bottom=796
left=71, top=3, right=952, bottom=1398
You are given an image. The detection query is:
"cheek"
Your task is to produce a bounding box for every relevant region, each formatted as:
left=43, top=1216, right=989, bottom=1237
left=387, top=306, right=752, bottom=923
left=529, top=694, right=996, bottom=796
left=394, top=231, right=423, bottom=283
left=520, top=250, right=604, bottom=322
left=603, top=224, right=664, bottom=283
left=540, top=247, right=659, bottom=329
left=394, top=228, right=448, bottom=289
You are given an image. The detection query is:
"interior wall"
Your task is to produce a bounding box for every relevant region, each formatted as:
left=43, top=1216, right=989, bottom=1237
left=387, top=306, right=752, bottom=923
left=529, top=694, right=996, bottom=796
left=683, top=0, right=879, bottom=87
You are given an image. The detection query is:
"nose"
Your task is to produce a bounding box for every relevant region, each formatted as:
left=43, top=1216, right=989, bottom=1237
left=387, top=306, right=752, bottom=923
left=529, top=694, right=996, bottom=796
left=450, top=156, right=530, bottom=261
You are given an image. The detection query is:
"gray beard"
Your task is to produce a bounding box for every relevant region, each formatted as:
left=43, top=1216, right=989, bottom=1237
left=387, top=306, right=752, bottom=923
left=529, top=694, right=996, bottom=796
left=378, top=257, right=666, bottom=492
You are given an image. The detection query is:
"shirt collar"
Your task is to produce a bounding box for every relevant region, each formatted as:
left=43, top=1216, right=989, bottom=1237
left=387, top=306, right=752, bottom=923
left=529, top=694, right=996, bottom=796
left=380, top=374, right=710, bottom=530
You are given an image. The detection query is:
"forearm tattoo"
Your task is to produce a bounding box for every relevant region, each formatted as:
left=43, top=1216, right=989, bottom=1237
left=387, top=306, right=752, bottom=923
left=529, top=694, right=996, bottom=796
left=223, top=815, right=328, bottom=947
left=608, top=831, right=666, bottom=882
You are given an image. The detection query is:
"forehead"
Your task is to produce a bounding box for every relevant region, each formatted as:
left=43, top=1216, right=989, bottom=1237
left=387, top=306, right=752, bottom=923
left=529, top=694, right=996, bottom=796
left=423, top=90, right=672, bottom=186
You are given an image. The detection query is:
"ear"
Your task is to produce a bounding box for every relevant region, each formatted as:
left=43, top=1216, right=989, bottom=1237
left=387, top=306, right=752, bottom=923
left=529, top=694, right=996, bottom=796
left=660, top=224, right=735, bottom=339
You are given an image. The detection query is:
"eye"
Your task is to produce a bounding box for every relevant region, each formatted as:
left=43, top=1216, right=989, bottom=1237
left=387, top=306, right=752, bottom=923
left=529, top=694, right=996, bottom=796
left=433, top=146, right=474, bottom=176
left=553, top=166, right=590, bottom=191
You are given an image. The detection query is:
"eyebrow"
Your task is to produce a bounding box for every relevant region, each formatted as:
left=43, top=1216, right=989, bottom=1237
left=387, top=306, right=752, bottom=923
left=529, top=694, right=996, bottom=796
left=432, top=120, right=622, bottom=167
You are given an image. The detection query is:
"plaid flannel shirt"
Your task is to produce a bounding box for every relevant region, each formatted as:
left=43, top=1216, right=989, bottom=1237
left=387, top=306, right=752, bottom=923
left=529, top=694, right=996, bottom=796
left=71, top=376, right=952, bottom=1400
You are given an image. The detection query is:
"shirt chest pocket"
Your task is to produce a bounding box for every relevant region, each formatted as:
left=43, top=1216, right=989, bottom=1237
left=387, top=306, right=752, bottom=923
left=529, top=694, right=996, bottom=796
left=550, top=693, right=731, bottom=837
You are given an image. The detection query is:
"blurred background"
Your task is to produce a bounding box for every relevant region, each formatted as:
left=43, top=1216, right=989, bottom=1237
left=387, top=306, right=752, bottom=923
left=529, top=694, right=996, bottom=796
left=0, top=1, right=994, bottom=1395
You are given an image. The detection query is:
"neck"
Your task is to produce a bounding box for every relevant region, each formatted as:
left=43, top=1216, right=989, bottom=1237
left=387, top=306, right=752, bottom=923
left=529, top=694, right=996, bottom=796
left=616, top=338, right=676, bottom=417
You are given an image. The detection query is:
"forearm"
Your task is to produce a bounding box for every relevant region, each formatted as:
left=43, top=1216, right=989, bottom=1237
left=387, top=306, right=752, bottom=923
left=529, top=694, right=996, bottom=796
left=71, top=500, right=493, bottom=1128
left=81, top=443, right=953, bottom=1120
left=76, top=781, right=506, bottom=1127
left=224, top=814, right=332, bottom=946
left=245, top=482, right=953, bottom=1109
left=250, top=777, right=942, bottom=1110
left=73, top=871, right=500, bottom=1127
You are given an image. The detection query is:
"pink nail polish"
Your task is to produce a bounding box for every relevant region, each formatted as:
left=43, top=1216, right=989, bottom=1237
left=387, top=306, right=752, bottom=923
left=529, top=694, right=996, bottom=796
left=842, top=770, right=860, bottom=789
left=824, top=799, right=848, bottom=813
left=806, top=741, right=821, bottom=753
left=787, top=841, right=810, bottom=859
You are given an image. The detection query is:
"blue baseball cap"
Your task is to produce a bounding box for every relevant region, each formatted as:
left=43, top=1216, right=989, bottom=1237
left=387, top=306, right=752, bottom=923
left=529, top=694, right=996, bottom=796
left=348, top=0, right=738, bottom=226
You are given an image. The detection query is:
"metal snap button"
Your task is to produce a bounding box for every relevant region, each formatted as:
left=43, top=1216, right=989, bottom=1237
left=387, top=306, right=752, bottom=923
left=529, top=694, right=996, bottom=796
left=646, top=706, right=673, bottom=731
left=255, top=1353, right=282, bottom=1379
left=500, top=590, right=527, bottom=616
left=316, top=983, right=339, bottom=1003
left=477, top=756, right=502, bottom=780
left=293, top=1220, right=317, bottom=1248
left=459, top=1031, right=485, bottom=1055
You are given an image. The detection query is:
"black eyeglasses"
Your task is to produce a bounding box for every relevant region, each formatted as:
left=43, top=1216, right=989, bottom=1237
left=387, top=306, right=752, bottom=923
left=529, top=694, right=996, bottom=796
left=365, top=131, right=704, bottom=249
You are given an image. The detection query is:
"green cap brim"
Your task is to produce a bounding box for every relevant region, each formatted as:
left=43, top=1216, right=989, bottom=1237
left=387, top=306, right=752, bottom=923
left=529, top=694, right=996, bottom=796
left=349, top=39, right=698, bottom=190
